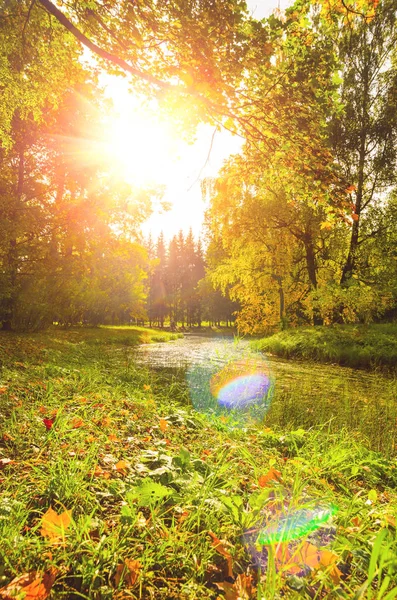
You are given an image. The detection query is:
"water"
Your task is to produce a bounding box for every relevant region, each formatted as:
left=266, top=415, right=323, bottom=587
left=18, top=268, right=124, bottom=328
left=134, top=334, right=397, bottom=453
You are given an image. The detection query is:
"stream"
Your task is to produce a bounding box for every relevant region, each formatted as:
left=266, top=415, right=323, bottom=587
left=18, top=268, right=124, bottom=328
left=134, top=334, right=397, bottom=454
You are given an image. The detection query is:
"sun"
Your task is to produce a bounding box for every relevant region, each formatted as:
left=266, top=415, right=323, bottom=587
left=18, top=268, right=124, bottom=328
left=104, top=109, right=179, bottom=188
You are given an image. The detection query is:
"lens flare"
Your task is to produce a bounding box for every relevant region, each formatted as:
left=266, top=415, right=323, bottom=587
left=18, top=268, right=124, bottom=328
left=256, top=504, right=338, bottom=546
left=186, top=341, right=274, bottom=428
left=243, top=501, right=338, bottom=574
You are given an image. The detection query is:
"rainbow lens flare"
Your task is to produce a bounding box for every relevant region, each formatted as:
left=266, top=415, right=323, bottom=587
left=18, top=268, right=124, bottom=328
left=243, top=501, right=338, bottom=574
left=186, top=341, right=274, bottom=428
left=256, top=504, right=338, bottom=546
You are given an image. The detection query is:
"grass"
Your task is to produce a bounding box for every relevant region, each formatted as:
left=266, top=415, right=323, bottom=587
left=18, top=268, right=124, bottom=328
left=0, top=327, right=397, bottom=599
left=251, top=323, right=397, bottom=371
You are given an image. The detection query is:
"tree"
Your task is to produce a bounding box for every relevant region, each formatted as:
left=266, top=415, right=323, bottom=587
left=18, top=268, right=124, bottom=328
left=324, top=0, right=397, bottom=283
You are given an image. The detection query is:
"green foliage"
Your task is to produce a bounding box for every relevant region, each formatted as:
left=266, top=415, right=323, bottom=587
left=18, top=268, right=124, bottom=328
left=1, top=328, right=397, bottom=598
left=253, top=323, right=397, bottom=370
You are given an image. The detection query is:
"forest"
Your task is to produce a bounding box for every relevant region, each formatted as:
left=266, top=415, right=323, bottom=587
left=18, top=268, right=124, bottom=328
left=1, top=1, right=397, bottom=600
left=1, top=0, right=396, bottom=333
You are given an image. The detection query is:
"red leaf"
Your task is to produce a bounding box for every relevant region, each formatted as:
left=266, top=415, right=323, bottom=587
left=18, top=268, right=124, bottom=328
left=43, top=418, right=55, bottom=430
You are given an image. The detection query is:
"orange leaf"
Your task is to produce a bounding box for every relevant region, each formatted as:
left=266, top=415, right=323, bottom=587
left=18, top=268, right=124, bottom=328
left=258, top=469, right=282, bottom=487
left=116, top=460, right=129, bottom=474
left=159, top=418, right=168, bottom=432
left=108, top=434, right=120, bottom=442
left=215, top=573, right=254, bottom=600
left=114, top=559, right=141, bottom=588
left=40, top=507, right=71, bottom=540
left=38, top=406, right=47, bottom=414
left=351, top=516, right=361, bottom=527
left=283, top=542, right=341, bottom=583
left=0, top=569, right=57, bottom=600
left=346, top=185, right=356, bottom=193
left=208, top=531, right=233, bottom=577
left=71, top=418, right=84, bottom=429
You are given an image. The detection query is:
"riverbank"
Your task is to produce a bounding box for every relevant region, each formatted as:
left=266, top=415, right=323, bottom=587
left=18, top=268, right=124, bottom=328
left=252, top=323, right=397, bottom=370
left=1, top=327, right=397, bottom=599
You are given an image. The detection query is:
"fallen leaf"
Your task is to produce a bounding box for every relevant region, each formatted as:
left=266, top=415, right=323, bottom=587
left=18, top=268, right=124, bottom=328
left=0, top=569, right=58, bottom=600
left=108, top=434, right=120, bottom=442
left=40, top=507, right=71, bottom=540
left=143, top=384, right=151, bottom=391
left=208, top=531, right=233, bottom=578
left=351, top=516, right=361, bottom=527
left=39, top=406, right=47, bottom=414
left=258, top=468, right=282, bottom=487
left=43, top=418, right=55, bottom=430
left=215, top=574, right=253, bottom=600
left=71, top=418, right=84, bottom=429
left=0, top=458, right=14, bottom=468
left=386, top=515, right=396, bottom=528
left=114, top=559, right=141, bottom=587
left=116, top=460, right=129, bottom=475
left=159, top=418, right=168, bottom=432
left=280, top=541, right=341, bottom=584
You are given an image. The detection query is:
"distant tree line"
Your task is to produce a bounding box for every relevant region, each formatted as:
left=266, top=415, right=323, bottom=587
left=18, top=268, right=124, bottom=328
left=143, top=230, right=238, bottom=329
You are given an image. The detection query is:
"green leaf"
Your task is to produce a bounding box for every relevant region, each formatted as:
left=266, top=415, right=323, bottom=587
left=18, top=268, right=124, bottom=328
left=127, top=479, right=173, bottom=507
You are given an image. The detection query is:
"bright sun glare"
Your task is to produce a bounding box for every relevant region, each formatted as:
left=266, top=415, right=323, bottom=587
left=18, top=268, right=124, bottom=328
left=99, top=78, right=242, bottom=239
left=105, top=111, right=178, bottom=188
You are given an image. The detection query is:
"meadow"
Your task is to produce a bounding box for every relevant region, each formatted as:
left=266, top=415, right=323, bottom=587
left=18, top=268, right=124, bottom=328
left=0, top=327, right=397, bottom=599
left=252, top=324, right=397, bottom=371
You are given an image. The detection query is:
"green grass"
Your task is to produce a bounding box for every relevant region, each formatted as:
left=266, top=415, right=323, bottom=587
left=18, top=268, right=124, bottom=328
left=251, top=323, right=397, bottom=370
left=0, top=327, right=397, bottom=599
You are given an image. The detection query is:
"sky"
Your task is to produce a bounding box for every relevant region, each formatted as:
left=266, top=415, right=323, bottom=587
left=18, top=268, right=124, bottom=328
left=102, top=0, right=293, bottom=242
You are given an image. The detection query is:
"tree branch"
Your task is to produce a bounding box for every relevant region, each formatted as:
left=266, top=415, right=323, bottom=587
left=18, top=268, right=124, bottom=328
left=37, top=0, right=174, bottom=90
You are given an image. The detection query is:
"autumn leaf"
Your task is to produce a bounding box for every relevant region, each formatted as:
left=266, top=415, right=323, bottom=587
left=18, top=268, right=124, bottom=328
left=258, top=468, right=282, bottom=487
left=143, top=384, right=151, bottom=391
left=0, top=569, right=58, bottom=600
left=280, top=541, right=342, bottom=584
left=108, top=434, right=120, bottom=442
left=40, top=507, right=71, bottom=540
left=345, top=184, right=356, bottom=193
left=114, top=559, right=141, bottom=587
left=208, top=531, right=233, bottom=578
left=386, top=515, right=396, bottom=528
left=71, top=417, right=84, bottom=429
left=116, top=460, right=129, bottom=475
left=159, top=418, right=168, bottom=432
left=43, top=418, right=55, bottom=430
left=215, top=574, right=253, bottom=600
left=92, top=465, right=110, bottom=479
left=0, top=458, right=14, bottom=468
left=320, top=221, right=333, bottom=230
left=351, top=516, right=361, bottom=527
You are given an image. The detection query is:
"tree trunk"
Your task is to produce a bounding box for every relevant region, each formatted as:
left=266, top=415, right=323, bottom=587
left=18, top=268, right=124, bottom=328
left=341, top=58, right=369, bottom=284
left=303, top=235, right=323, bottom=326
left=2, top=147, right=24, bottom=330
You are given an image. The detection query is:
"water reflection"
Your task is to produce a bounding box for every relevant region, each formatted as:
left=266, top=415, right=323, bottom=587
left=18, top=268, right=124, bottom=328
left=134, top=334, right=397, bottom=452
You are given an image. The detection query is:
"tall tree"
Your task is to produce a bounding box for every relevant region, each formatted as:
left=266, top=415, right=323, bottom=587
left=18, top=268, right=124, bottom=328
left=325, top=0, right=397, bottom=283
